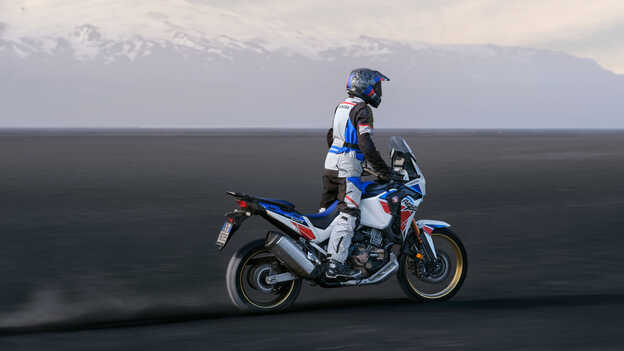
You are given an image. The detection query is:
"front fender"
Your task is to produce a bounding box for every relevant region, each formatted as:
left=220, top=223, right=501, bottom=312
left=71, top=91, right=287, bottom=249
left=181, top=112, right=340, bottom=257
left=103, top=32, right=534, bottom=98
left=415, top=220, right=451, bottom=259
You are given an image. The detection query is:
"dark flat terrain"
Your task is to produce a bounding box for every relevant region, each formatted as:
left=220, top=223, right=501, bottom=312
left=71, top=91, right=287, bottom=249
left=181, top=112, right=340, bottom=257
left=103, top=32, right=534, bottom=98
left=1, top=129, right=623, bottom=350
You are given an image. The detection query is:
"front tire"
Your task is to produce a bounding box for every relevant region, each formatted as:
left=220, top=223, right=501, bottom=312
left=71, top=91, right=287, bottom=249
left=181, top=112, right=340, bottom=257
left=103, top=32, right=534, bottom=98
left=226, top=239, right=302, bottom=312
left=397, top=228, right=467, bottom=302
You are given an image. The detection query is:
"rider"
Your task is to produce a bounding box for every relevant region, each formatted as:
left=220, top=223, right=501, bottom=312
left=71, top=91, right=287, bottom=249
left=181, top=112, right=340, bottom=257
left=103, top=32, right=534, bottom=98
left=321, top=68, right=392, bottom=280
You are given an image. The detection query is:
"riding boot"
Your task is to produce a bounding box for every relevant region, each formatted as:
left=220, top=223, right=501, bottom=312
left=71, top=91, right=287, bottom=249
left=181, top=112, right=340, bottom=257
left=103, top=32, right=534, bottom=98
left=325, top=259, right=362, bottom=280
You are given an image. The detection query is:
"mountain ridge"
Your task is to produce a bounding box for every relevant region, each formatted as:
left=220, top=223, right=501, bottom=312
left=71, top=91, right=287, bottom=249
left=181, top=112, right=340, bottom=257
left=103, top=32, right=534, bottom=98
left=1, top=19, right=622, bottom=128
left=0, top=28, right=614, bottom=73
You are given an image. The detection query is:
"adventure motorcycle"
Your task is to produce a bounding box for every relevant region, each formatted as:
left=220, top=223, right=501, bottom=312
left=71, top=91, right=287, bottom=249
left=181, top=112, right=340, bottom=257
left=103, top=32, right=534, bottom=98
left=216, top=136, right=467, bottom=312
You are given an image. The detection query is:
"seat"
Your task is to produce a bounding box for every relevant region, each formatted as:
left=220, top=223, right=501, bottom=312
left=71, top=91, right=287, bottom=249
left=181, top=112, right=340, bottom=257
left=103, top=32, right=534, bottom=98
left=304, top=201, right=340, bottom=230
left=257, top=197, right=296, bottom=209
left=362, top=182, right=389, bottom=198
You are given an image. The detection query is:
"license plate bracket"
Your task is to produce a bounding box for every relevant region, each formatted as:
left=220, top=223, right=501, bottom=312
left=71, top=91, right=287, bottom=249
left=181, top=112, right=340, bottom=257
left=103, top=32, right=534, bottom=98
left=216, top=221, right=233, bottom=250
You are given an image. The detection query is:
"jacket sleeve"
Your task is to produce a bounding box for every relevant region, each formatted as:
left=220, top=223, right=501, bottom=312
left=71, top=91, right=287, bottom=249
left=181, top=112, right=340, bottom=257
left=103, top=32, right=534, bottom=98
left=326, top=128, right=333, bottom=148
left=359, top=133, right=390, bottom=176
left=354, top=106, right=390, bottom=176
left=326, top=105, right=338, bottom=148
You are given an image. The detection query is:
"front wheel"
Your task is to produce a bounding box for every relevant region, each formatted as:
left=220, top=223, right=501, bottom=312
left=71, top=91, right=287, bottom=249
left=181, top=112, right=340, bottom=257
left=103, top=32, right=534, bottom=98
left=397, top=228, right=467, bottom=301
left=226, top=239, right=302, bottom=312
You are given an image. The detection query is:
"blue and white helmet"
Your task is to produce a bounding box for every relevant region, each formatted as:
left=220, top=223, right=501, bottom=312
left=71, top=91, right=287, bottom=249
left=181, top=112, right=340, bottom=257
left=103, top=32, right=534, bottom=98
left=346, top=68, right=390, bottom=108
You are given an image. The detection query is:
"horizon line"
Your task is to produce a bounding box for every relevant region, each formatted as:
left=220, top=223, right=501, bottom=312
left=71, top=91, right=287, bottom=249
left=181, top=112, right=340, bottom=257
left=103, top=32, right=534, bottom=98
left=1, top=127, right=623, bottom=132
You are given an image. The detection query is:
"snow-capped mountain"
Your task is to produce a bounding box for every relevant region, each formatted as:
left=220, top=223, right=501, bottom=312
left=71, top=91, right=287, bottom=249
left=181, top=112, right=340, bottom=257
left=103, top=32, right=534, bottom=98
left=1, top=1, right=623, bottom=128
left=0, top=0, right=354, bottom=61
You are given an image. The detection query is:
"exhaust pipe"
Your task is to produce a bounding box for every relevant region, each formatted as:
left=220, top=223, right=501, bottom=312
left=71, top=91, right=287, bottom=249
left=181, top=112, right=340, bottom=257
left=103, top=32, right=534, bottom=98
left=265, top=231, right=316, bottom=278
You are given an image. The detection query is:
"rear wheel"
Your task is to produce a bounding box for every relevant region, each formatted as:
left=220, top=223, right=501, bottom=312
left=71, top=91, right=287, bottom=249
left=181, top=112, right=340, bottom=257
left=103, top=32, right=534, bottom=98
left=397, top=228, right=467, bottom=301
left=226, top=239, right=302, bottom=312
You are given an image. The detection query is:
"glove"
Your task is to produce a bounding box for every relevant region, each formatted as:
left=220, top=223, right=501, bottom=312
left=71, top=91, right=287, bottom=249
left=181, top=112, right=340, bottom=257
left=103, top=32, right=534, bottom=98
left=377, top=170, right=392, bottom=183
left=391, top=172, right=405, bottom=182
left=378, top=170, right=403, bottom=183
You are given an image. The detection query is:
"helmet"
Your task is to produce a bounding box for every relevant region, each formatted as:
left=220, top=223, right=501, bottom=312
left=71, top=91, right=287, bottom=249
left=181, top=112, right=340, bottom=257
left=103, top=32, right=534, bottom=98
left=345, top=68, right=390, bottom=108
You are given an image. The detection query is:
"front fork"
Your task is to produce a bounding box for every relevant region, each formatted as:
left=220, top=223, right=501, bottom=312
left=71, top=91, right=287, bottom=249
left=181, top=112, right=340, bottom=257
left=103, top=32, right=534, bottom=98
left=400, top=220, right=441, bottom=279
left=402, top=220, right=437, bottom=261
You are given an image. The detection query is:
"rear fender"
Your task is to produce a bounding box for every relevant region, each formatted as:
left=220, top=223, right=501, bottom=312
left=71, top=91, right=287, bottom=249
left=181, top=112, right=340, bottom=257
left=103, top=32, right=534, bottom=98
left=217, top=191, right=267, bottom=251
left=415, top=220, right=451, bottom=259
left=216, top=210, right=252, bottom=251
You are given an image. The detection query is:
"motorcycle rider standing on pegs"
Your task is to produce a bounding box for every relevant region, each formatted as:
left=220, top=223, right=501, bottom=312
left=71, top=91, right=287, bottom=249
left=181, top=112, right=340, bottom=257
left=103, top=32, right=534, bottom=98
left=321, top=68, right=393, bottom=280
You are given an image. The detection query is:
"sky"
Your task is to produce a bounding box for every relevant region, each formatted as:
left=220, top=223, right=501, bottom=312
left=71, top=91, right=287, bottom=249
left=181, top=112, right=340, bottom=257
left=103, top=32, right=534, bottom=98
left=1, top=0, right=624, bottom=73
left=1, top=0, right=623, bottom=128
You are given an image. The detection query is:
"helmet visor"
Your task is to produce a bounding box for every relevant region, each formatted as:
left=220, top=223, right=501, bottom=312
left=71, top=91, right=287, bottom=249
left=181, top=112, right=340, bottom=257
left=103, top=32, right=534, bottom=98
left=374, top=80, right=382, bottom=98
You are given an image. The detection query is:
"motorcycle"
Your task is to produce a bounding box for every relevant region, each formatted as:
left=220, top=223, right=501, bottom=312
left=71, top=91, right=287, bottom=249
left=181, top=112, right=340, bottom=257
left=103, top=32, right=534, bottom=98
left=216, top=136, right=467, bottom=312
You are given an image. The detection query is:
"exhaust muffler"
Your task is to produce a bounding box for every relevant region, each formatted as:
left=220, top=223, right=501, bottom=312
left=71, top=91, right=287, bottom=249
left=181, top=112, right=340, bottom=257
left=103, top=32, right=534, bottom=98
left=265, top=231, right=316, bottom=278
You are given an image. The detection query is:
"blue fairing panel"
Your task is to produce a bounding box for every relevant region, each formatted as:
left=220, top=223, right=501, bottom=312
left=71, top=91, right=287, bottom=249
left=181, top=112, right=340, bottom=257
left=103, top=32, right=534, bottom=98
left=259, top=202, right=305, bottom=224
left=426, top=224, right=448, bottom=228
left=409, top=184, right=422, bottom=195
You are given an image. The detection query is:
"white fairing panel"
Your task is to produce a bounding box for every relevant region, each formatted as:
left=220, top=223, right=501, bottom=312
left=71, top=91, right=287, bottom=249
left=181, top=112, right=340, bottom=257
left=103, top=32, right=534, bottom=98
left=360, top=196, right=392, bottom=229
left=406, top=178, right=426, bottom=197
left=416, top=219, right=451, bottom=228
left=266, top=209, right=337, bottom=244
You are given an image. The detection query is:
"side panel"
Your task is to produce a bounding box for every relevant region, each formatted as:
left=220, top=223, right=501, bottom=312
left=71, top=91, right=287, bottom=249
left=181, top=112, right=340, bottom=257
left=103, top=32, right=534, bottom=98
left=360, top=196, right=393, bottom=229
left=399, top=196, right=418, bottom=239
left=264, top=207, right=336, bottom=244
left=265, top=211, right=310, bottom=237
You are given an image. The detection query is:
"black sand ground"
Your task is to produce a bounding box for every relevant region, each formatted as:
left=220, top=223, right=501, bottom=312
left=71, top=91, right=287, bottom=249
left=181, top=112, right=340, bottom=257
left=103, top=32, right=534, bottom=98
left=1, top=130, right=623, bottom=350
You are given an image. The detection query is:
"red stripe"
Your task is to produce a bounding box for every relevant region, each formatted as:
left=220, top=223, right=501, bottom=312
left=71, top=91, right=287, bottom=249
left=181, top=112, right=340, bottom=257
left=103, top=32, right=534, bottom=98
left=345, top=195, right=359, bottom=208
left=341, top=101, right=356, bottom=106
left=367, top=89, right=375, bottom=96
left=380, top=200, right=391, bottom=214
left=359, top=124, right=370, bottom=127
left=292, top=221, right=316, bottom=240
left=400, top=211, right=412, bottom=232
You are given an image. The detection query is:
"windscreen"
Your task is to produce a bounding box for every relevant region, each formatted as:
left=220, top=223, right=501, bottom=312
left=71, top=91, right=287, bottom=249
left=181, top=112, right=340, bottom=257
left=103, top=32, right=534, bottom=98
left=389, top=136, right=415, bottom=158
left=389, top=136, right=423, bottom=180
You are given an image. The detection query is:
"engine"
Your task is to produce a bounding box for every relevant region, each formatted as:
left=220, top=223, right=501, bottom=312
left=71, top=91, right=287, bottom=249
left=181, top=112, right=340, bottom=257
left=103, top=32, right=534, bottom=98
left=349, top=228, right=388, bottom=277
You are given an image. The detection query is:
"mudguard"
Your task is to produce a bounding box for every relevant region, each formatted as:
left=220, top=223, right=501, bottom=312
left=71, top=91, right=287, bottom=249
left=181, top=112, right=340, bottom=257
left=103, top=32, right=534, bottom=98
left=415, top=220, right=451, bottom=259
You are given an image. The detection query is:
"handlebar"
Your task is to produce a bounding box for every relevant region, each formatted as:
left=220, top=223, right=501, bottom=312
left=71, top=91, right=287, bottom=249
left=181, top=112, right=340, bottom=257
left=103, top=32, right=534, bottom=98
left=362, top=166, right=406, bottom=183
left=362, top=166, right=379, bottom=178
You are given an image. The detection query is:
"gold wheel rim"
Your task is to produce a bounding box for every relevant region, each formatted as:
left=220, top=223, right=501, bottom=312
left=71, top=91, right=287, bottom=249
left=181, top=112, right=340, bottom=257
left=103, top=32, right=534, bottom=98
left=406, top=233, right=464, bottom=299
left=239, top=250, right=296, bottom=309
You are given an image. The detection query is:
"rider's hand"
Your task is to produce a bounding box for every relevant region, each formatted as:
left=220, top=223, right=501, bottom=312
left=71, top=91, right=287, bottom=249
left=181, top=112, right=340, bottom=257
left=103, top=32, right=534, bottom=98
left=378, top=170, right=404, bottom=183
left=390, top=172, right=405, bottom=182
left=377, top=170, right=392, bottom=183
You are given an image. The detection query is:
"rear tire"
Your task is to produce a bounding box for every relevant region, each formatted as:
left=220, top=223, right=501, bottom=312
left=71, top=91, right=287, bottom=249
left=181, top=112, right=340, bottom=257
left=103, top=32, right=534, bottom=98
left=226, top=239, right=302, bottom=312
left=397, top=228, right=467, bottom=302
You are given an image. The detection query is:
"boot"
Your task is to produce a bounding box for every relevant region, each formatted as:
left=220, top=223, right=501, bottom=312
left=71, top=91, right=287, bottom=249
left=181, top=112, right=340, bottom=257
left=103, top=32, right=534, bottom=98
left=325, top=259, right=362, bottom=280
